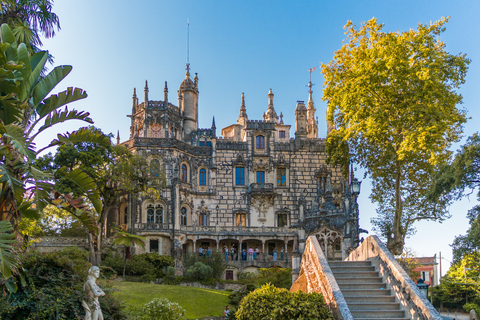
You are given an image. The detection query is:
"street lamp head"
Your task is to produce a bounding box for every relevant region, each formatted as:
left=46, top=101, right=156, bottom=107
left=416, top=278, right=429, bottom=298
left=350, top=178, right=361, bottom=196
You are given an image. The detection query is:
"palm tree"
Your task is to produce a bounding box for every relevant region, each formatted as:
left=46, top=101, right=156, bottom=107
left=0, top=0, right=60, bottom=57
left=112, top=227, right=146, bottom=279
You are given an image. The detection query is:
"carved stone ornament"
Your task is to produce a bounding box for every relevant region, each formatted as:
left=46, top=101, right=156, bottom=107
left=253, top=158, right=270, bottom=172
left=251, top=194, right=275, bottom=222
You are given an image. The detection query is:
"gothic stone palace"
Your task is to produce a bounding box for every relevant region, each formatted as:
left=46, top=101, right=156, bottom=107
left=116, top=65, right=362, bottom=280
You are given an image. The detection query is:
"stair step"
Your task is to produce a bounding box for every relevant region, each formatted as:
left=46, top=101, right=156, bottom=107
left=351, top=310, right=405, bottom=318
left=344, top=295, right=396, bottom=304
left=333, top=271, right=379, bottom=278
left=331, top=266, right=376, bottom=272
left=336, top=277, right=383, bottom=284
left=347, top=302, right=400, bottom=310
left=337, top=283, right=386, bottom=290
left=330, top=261, right=372, bottom=267
left=341, top=289, right=391, bottom=297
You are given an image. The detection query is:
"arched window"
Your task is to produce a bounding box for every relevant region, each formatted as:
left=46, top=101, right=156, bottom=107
left=181, top=207, right=187, bottom=226
left=181, top=164, right=188, bottom=182
left=150, top=159, right=160, bottom=178
left=147, top=205, right=155, bottom=224
left=199, top=168, right=206, bottom=185
left=155, top=205, right=163, bottom=224
left=124, top=206, right=128, bottom=225
left=256, top=135, right=265, bottom=149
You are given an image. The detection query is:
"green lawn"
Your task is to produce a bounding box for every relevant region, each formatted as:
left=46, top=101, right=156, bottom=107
left=112, top=281, right=230, bottom=319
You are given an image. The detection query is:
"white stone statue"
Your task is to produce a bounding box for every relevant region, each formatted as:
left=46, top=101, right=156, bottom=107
left=82, top=266, right=105, bottom=320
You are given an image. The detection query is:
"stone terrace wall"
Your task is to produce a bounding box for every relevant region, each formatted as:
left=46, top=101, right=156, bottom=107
left=346, top=235, right=442, bottom=320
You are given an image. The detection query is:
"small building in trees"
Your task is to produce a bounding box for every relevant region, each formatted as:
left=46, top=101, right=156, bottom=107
left=114, top=64, right=362, bottom=279
left=412, top=256, right=439, bottom=286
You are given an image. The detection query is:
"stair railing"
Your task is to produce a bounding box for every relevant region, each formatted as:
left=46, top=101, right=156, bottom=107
left=346, top=235, right=442, bottom=320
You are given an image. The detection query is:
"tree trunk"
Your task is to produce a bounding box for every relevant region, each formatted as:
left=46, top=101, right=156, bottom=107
left=88, top=232, right=96, bottom=265
left=388, top=168, right=405, bottom=255
left=95, top=222, right=102, bottom=266
left=123, top=246, right=127, bottom=279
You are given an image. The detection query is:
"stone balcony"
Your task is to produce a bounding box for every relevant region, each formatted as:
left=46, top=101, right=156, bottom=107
left=248, top=183, right=274, bottom=195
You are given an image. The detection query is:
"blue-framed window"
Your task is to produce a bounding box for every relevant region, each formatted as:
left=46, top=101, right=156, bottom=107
left=277, top=168, right=286, bottom=186
left=256, top=171, right=265, bottom=183
left=235, top=167, right=245, bottom=185
left=256, top=135, right=265, bottom=149
left=199, top=169, right=206, bottom=185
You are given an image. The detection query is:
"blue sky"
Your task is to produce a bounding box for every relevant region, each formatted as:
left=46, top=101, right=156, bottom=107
left=39, top=1, right=480, bottom=274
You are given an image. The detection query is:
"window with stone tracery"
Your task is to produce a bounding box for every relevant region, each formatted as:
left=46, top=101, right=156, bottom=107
left=181, top=207, right=187, bottom=226
left=146, top=203, right=164, bottom=224
left=150, top=124, right=162, bottom=138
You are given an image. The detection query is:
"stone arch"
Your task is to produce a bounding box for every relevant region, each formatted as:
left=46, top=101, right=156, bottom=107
left=142, top=198, right=167, bottom=224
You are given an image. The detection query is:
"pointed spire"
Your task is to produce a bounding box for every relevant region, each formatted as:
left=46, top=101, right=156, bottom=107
left=164, top=81, right=168, bottom=102
left=265, top=89, right=279, bottom=123
left=194, top=72, right=198, bottom=86
left=307, top=81, right=315, bottom=110
left=186, top=63, right=190, bottom=78
left=132, top=88, right=137, bottom=114
left=116, top=130, right=120, bottom=145
left=144, top=80, right=149, bottom=105
left=280, top=112, right=284, bottom=124
left=133, top=87, right=137, bottom=98
left=211, top=116, right=216, bottom=137
left=212, top=116, right=216, bottom=129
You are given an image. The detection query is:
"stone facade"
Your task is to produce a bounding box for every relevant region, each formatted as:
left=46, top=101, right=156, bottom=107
left=113, top=64, right=361, bottom=279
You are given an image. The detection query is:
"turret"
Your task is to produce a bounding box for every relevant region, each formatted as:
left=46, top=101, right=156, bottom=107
left=295, top=101, right=307, bottom=139
left=164, top=81, right=168, bottom=103
left=237, top=92, right=248, bottom=126
left=179, top=64, right=199, bottom=136
left=144, top=80, right=149, bottom=108
left=264, top=89, right=279, bottom=123
left=307, top=82, right=318, bottom=138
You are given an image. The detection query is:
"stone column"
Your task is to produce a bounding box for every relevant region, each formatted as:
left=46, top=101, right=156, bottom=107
left=284, top=240, right=287, bottom=261
left=262, top=240, right=266, bottom=262
left=174, top=183, right=180, bottom=229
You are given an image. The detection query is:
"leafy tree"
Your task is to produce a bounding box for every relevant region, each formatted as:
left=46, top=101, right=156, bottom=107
left=0, top=0, right=60, bottom=60
left=236, top=283, right=331, bottom=320
left=112, top=227, right=146, bottom=279
left=37, top=127, right=164, bottom=265
left=322, top=17, right=470, bottom=254
left=0, top=23, right=107, bottom=289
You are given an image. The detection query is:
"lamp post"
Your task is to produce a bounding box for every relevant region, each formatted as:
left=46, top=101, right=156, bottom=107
left=417, top=278, right=429, bottom=298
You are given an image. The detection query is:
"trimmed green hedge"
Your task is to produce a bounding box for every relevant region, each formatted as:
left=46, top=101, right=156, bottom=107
left=236, top=283, right=332, bottom=320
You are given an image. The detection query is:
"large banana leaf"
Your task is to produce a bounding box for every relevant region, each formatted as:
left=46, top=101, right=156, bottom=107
left=112, top=228, right=146, bottom=249
left=40, top=126, right=111, bottom=153
left=30, top=107, right=92, bottom=143
left=55, top=167, right=102, bottom=214
left=0, top=164, right=25, bottom=204
left=0, top=94, right=23, bottom=126
left=3, top=124, right=35, bottom=160
left=32, top=65, right=72, bottom=110
left=0, top=220, right=17, bottom=281
left=0, top=24, right=18, bottom=61
left=20, top=50, right=48, bottom=102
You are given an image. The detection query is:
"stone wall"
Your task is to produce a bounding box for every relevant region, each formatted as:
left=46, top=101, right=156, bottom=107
left=346, top=236, right=442, bottom=320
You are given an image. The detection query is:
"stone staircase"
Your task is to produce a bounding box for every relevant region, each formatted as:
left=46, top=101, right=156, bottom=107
left=330, top=261, right=408, bottom=320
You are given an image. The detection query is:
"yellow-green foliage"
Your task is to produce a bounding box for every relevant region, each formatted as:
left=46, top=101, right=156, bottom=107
left=235, top=283, right=332, bottom=320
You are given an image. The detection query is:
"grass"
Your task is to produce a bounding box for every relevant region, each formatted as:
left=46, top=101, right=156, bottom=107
left=112, top=281, right=230, bottom=319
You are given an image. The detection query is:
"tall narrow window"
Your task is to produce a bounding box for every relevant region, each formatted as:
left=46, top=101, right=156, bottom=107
left=277, top=168, right=286, bottom=186
left=124, top=206, right=128, bottom=225
left=256, top=135, right=265, bottom=149
left=150, top=159, right=160, bottom=178
left=147, top=205, right=154, bottom=224
left=279, top=131, right=286, bottom=138
left=199, top=169, right=206, bottom=185
left=155, top=205, right=163, bottom=224
left=256, top=171, right=265, bottom=183
left=181, top=207, right=187, bottom=226
left=181, top=164, right=188, bottom=182
left=199, top=141, right=205, bottom=146
left=235, top=167, right=245, bottom=185
left=199, top=212, right=208, bottom=226
left=236, top=213, right=246, bottom=226
left=278, top=214, right=287, bottom=227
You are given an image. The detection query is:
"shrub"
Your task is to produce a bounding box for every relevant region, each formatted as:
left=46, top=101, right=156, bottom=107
left=185, top=261, right=213, bottom=281
left=0, top=248, right=127, bottom=320
left=126, top=298, right=186, bottom=320
left=236, top=283, right=332, bottom=320
left=100, top=265, right=118, bottom=280
left=162, top=266, right=182, bottom=285
left=183, top=252, right=226, bottom=279
left=101, top=253, right=125, bottom=275
left=464, top=303, right=480, bottom=316
left=254, top=267, right=292, bottom=289
left=228, top=284, right=256, bottom=307
left=141, top=273, right=157, bottom=283
left=138, top=253, right=174, bottom=277
left=126, top=257, right=155, bottom=277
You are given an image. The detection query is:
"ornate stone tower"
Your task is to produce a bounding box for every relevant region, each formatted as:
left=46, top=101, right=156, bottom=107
left=178, top=65, right=199, bottom=136
left=307, top=82, right=318, bottom=139
left=295, top=100, right=308, bottom=139
left=264, top=89, right=279, bottom=123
